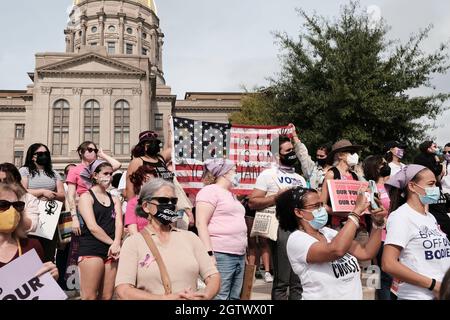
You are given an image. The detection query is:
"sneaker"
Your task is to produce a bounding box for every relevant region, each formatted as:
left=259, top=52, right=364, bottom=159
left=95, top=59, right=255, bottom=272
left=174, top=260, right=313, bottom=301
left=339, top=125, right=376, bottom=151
left=264, top=272, right=273, bottom=283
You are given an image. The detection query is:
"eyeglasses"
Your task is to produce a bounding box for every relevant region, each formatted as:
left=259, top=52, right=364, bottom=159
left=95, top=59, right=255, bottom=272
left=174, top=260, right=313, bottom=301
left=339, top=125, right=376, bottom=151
left=0, top=200, right=25, bottom=212
left=149, top=197, right=178, bottom=205
left=34, top=151, right=49, bottom=157
left=86, top=147, right=99, bottom=154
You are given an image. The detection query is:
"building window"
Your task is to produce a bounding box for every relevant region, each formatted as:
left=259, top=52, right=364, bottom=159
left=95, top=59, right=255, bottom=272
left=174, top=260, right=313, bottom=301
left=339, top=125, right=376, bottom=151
left=15, top=124, right=25, bottom=140
left=52, top=99, right=70, bottom=156
left=14, top=151, right=24, bottom=168
left=91, top=26, right=97, bottom=33
left=108, top=25, right=115, bottom=32
left=155, top=113, right=163, bottom=130
left=107, top=42, right=115, bottom=54
left=91, top=42, right=97, bottom=46
left=142, top=47, right=148, bottom=55
left=126, top=27, right=133, bottom=34
left=142, top=32, right=147, bottom=39
left=84, top=100, right=100, bottom=145
left=126, top=43, right=133, bottom=54
left=114, top=100, right=130, bottom=155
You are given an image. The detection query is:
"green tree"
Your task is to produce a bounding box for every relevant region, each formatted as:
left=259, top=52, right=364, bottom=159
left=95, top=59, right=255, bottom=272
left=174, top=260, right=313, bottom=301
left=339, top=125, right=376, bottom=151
left=232, top=1, right=450, bottom=156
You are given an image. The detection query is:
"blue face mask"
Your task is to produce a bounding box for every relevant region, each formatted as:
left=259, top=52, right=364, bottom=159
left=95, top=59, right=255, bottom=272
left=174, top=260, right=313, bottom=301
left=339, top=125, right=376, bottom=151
left=227, top=173, right=240, bottom=187
left=415, top=184, right=440, bottom=205
left=305, top=207, right=328, bottom=230
left=435, top=149, right=443, bottom=157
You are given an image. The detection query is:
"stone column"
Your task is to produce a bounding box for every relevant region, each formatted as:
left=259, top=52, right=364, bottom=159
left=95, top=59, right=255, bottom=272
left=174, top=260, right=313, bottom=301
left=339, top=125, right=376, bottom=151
left=98, top=12, right=106, bottom=47
left=118, top=13, right=126, bottom=54
left=137, top=17, right=145, bottom=56
left=150, top=29, right=157, bottom=65
left=64, top=29, right=74, bottom=53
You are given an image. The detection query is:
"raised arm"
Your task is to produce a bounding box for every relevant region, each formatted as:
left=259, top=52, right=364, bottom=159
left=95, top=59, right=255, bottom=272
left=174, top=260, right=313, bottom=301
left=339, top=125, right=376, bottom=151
left=98, top=148, right=122, bottom=171
left=160, top=115, right=173, bottom=163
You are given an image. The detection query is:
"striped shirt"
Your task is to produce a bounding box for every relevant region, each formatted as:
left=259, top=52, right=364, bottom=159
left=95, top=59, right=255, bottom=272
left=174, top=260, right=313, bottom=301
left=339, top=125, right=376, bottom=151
left=19, top=167, right=62, bottom=192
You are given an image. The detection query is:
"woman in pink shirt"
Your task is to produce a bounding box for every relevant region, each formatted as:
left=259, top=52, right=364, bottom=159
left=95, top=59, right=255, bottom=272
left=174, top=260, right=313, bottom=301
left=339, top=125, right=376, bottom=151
left=195, top=158, right=247, bottom=300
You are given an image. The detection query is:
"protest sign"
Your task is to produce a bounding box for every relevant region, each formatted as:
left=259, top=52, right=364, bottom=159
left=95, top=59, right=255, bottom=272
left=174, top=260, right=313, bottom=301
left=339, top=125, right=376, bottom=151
left=327, top=180, right=369, bottom=212
left=0, top=249, right=67, bottom=300
left=29, top=199, right=63, bottom=240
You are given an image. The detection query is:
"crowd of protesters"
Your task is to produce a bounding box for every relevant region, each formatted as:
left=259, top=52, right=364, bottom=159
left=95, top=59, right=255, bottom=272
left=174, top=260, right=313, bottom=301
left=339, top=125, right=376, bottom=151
left=1, top=117, right=450, bottom=301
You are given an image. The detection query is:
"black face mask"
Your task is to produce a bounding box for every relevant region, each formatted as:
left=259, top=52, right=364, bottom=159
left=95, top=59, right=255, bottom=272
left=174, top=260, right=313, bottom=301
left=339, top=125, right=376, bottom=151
left=379, top=164, right=391, bottom=178
left=317, top=158, right=327, bottom=167
left=145, top=140, right=161, bottom=157
left=153, top=203, right=178, bottom=225
left=279, top=151, right=298, bottom=167
left=35, top=153, right=50, bottom=166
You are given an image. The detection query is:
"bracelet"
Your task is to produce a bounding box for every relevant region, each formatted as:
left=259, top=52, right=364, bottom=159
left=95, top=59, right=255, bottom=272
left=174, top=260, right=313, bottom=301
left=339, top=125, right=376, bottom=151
left=372, top=222, right=386, bottom=230
left=347, top=215, right=360, bottom=228
left=428, top=278, right=436, bottom=291
left=348, top=212, right=361, bottom=220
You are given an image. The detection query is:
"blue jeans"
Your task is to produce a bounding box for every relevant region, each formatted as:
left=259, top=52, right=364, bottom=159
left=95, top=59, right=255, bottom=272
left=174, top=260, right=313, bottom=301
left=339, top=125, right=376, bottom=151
left=214, top=252, right=245, bottom=300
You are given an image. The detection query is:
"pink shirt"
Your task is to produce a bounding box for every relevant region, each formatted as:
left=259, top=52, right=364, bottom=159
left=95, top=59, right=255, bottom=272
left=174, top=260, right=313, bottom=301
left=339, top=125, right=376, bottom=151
left=66, top=164, right=89, bottom=196
left=196, top=184, right=247, bottom=255
left=124, top=196, right=149, bottom=231
left=377, top=183, right=391, bottom=242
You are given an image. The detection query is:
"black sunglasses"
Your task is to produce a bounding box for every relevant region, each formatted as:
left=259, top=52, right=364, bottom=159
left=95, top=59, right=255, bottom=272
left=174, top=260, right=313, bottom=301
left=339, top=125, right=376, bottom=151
left=150, top=197, right=178, bottom=205
left=0, top=200, right=25, bottom=212
left=34, top=151, right=49, bottom=157
left=86, top=147, right=99, bottom=154
left=444, top=151, right=449, bottom=155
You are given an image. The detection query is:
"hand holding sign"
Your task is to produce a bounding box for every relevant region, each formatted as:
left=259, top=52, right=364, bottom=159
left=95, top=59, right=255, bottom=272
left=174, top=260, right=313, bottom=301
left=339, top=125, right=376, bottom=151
left=0, top=250, right=67, bottom=300
left=35, top=261, right=59, bottom=281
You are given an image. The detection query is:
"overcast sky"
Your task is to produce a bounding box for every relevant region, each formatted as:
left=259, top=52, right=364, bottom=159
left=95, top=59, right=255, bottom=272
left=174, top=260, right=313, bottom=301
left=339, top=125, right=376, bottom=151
left=0, top=0, right=448, bottom=145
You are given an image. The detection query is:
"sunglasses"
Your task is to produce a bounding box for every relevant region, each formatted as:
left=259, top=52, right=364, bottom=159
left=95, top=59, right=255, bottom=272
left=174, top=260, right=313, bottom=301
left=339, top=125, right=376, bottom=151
left=0, top=200, right=25, bottom=212
left=444, top=151, right=449, bottom=155
left=150, top=197, right=178, bottom=205
left=34, top=151, right=49, bottom=157
left=86, top=147, right=99, bottom=154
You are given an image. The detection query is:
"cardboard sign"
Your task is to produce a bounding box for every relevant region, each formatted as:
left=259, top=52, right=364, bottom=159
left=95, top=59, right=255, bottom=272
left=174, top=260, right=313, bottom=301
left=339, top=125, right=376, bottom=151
left=327, top=180, right=369, bottom=212
left=29, top=200, right=63, bottom=240
left=0, top=249, right=67, bottom=300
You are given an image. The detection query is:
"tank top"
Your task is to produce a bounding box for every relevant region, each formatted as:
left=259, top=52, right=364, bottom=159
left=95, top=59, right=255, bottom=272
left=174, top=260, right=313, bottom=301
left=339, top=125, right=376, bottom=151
left=140, top=155, right=174, bottom=181
left=78, top=190, right=116, bottom=258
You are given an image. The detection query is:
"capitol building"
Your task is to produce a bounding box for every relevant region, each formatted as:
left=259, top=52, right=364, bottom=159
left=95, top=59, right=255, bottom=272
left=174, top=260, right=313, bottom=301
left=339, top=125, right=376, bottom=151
left=0, top=0, right=243, bottom=170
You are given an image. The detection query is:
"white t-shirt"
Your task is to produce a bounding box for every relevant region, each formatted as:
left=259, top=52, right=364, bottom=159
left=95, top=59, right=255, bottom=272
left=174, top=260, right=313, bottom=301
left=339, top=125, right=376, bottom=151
left=385, top=203, right=450, bottom=300
left=389, top=162, right=405, bottom=176
left=254, top=166, right=307, bottom=194
left=441, top=162, right=450, bottom=194
left=287, top=228, right=363, bottom=300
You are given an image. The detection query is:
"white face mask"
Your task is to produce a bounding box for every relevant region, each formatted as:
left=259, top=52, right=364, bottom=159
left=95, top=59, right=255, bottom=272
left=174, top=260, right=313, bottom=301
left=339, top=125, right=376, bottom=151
left=346, top=153, right=359, bottom=166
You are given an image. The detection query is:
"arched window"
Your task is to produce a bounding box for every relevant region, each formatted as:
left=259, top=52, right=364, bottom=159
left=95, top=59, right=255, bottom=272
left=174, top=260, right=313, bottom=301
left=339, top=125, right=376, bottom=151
left=84, top=100, right=100, bottom=145
left=52, top=100, right=70, bottom=156
left=114, top=100, right=130, bottom=155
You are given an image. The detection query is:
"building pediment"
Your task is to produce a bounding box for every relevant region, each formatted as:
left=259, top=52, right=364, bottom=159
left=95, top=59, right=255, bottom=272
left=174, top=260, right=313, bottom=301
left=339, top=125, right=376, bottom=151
left=36, top=52, right=146, bottom=79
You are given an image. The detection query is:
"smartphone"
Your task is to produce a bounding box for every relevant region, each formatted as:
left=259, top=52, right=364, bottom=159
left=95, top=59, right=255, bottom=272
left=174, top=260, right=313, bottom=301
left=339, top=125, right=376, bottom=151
left=368, top=180, right=379, bottom=210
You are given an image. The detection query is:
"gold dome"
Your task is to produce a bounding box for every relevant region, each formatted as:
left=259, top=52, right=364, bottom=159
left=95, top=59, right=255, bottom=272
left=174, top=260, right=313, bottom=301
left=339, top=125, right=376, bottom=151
left=73, top=0, right=157, bottom=14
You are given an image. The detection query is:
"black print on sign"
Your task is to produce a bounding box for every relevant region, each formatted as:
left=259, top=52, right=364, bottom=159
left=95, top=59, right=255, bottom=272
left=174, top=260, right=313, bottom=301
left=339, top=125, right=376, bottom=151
left=45, top=201, right=57, bottom=215
left=0, top=277, right=43, bottom=300
left=331, top=253, right=360, bottom=279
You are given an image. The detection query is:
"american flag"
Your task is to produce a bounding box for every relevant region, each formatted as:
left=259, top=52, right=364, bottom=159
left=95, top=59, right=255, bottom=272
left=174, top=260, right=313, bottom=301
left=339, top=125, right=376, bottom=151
left=171, top=117, right=293, bottom=195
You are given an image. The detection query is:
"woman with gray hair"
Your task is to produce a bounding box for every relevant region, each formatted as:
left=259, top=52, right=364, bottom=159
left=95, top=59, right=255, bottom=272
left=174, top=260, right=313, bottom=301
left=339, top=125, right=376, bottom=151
left=115, top=178, right=220, bottom=300
left=195, top=158, right=248, bottom=300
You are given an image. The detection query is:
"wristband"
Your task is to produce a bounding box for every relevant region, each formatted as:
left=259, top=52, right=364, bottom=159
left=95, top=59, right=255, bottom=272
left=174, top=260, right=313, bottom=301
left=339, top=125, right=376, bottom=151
left=372, top=222, right=385, bottom=230
left=347, top=215, right=360, bottom=228
left=348, top=212, right=361, bottom=220
left=428, top=278, right=436, bottom=291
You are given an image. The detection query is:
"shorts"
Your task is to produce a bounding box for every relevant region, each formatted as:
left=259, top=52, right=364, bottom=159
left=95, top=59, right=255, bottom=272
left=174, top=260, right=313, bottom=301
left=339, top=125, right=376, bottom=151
left=78, top=255, right=115, bottom=264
